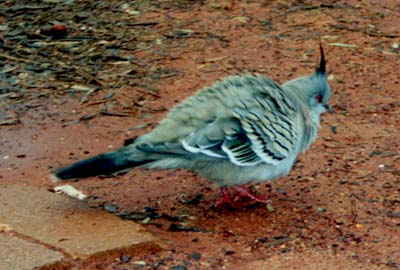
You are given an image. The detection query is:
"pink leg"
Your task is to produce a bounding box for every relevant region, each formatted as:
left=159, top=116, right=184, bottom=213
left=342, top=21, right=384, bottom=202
left=214, top=185, right=268, bottom=208
left=233, top=185, right=268, bottom=204
left=214, top=186, right=232, bottom=208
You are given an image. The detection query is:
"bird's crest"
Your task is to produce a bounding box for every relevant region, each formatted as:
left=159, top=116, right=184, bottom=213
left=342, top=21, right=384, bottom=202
left=316, top=42, right=326, bottom=75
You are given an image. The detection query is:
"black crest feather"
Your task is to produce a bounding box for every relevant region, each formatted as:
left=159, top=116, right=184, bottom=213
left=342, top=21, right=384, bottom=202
left=316, top=42, right=326, bottom=74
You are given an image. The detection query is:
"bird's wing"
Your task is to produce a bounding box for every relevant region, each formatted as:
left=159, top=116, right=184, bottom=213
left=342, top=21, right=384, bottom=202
left=137, top=106, right=299, bottom=167
left=235, top=104, right=298, bottom=165
left=181, top=117, right=264, bottom=166
left=136, top=75, right=300, bottom=166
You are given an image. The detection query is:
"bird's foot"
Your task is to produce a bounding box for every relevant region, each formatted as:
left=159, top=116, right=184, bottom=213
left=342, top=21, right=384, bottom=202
left=232, top=185, right=268, bottom=204
left=214, top=186, right=232, bottom=208
left=214, top=186, right=268, bottom=209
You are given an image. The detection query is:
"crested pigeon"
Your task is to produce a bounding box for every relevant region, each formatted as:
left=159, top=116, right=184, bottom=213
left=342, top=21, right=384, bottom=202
left=52, top=44, right=332, bottom=207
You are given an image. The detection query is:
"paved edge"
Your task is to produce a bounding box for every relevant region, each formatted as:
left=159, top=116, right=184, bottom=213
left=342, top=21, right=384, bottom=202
left=0, top=232, right=65, bottom=270
left=0, top=184, right=166, bottom=265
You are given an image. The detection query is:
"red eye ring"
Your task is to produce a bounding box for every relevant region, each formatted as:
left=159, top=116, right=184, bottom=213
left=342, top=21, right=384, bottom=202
left=315, top=94, right=323, bottom=103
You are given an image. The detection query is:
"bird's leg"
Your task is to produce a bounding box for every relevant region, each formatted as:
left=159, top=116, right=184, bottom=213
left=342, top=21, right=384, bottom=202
left=214, top=185, right=268, bottom=208
left=232, top=185, right=268, bottom=205
left=214, top=186, right=233, bottom=208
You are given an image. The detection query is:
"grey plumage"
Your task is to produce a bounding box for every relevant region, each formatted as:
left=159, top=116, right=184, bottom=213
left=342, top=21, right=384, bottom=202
left=52, top=45, right=332, bottom=190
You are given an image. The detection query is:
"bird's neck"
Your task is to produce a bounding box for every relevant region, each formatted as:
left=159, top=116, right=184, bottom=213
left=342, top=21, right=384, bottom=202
left=299, top=105, right=319, bottom=152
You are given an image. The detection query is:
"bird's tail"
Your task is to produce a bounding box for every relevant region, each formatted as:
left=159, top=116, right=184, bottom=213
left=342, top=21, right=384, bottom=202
left=50, top=146, right=150, bottom=182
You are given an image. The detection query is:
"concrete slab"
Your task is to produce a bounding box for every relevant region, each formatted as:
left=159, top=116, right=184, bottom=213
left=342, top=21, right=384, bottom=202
left=0, top=184, right=161, bottom=259
left=232, top=250, right=387, bottom=270
left=0, top=233, right=64, bottom=270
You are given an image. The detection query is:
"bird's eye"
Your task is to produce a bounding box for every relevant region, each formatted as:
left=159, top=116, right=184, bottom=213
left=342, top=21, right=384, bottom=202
left=315, top=94, right=323, bottom=103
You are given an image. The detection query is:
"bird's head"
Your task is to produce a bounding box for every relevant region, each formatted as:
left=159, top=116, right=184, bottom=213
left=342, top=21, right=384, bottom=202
left=282, top=43, right=332, bottom=123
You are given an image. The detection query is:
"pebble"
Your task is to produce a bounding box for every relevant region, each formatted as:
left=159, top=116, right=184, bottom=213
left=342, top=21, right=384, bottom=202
left=235, top=16, right=250, bottom=23
left=103, top=203, right=118, bottom=213
left=387, top=211, right=400, bottom=218
left=18, top=72, right=29, bottom=80
left=133, top=261, right=146, bottom=266
left=140, top=217, right=151, bottom=224
left=382, top=182, right=392, bottom=189
left=53, top=185, right=87, bottom=200
left=170, top=265, right=187, bottom=270
left=266, top=203, right=274, bottom=212
left=188, top=252, right=201, bottom=261
left=120, top=254, right=131, bottom=263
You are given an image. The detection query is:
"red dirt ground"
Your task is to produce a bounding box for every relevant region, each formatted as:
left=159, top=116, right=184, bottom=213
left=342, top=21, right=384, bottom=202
left=1, top=1, right=399, bottom=269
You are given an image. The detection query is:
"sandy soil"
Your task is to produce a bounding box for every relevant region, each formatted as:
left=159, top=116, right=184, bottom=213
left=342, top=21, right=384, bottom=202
left=1, top=1, right=399, bottom=269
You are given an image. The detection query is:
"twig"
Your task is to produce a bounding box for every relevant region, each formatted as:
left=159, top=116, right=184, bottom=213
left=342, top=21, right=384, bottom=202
left=0, top=53, right=33, bottom=63
left=72, top=67, right=103, bottom=86
left=99, top=110, right=132, bottom=117
left=129, top=21, right=159, bottom=27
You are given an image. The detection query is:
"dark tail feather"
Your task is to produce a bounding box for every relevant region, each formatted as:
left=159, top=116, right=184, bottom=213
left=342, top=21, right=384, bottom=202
left=51, top=147, right=149, bottom=181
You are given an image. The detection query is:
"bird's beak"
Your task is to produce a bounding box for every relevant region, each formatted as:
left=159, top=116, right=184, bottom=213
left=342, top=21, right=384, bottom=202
left=324, top=104, right=334, bottom=114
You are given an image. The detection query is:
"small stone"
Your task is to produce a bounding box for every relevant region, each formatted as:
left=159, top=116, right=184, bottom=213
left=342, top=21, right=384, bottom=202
left=104, top=92, right=114, bottom=99
left=53, top=185, right=87, bottom=200
left=317, top=207, right=326, bottom=213
left=170, top=265, right=187, bottom=270
left=18, top=72, right=29, bottom=80
left=236, top=16, right=250, bottom=23
left=171, top=29, right=193, bottom=38
left=387, top=211, right=400, bottom=218
left=71, top=84, right=93, bottom=92
left=0, top=223, right=13, bottom=232
left=141, top=217, right=151, bottom=224
left=188, top=252, right=201, bottom=261
left=120, top=254, right=131, bottom=263
left=0, top=24, right=9, bottom=31
left=126, top=9, right=140, bottom=15
left=103, top=203, right=118, bottom=213
left=224, top=250, right=235, bottom=256
left=49, top=24, right=67, bottom=38
left=182, top=260, right=192, bottom=266
left=382, top=182, right=393, bottom=189
left=133, top=261, right=146, bottom=267
left=266, top=203, right=274, bottom=212
left=347, top=251, right=357, bottom=257
left=335, top=219, right=344, bottom=225
left=368, top=150, right=382, bottom=157
left=327, top=74, right=334, bottom=81
left=121, top=3, right=140, bottom=15
left=349, top=181, right=360, bottom=186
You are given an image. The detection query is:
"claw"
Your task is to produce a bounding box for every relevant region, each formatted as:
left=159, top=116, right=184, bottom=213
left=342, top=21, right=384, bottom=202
left=233, top=185, right=268, bottom=204
left=214, top=185, right=268, bottom=208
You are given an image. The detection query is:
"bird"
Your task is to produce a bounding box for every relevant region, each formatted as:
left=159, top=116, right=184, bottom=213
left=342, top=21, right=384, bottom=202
left=51, top=43, right=332, bottom=208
